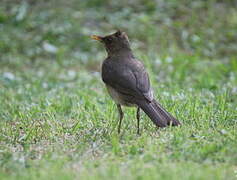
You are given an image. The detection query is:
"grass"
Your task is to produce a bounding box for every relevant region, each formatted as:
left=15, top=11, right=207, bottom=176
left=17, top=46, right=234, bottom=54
left=0, top=0, right=237, bottom=179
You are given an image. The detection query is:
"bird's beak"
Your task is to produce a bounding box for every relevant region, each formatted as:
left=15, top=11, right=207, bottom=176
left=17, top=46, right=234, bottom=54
left=91, top=35, right=103, bottom=41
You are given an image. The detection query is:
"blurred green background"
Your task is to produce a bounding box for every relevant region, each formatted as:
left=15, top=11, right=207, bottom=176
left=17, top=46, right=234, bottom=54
left=0, top=0, right=237, bottom=179
left=1, top=0, right=236, bottom=67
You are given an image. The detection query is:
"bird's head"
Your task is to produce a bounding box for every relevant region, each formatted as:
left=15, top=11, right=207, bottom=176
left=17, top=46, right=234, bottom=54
left=91, top=30, right=131, bottom=56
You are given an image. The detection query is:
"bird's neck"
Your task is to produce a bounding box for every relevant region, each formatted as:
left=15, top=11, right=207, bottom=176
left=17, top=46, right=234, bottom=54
left=107, top=48, right=134, bottom=59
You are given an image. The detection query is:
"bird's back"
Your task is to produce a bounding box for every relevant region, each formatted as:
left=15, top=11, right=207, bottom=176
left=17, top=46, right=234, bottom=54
left=102, top=56, right=153, bottom=103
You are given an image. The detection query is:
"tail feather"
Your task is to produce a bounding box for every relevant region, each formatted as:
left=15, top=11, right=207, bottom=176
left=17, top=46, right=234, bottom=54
left=135, top=99, right=181, bottom=128
left=152, top=100, right=181, bottom=126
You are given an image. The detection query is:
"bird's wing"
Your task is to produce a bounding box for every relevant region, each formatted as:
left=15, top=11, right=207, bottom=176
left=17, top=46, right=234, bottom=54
left=102, top=59, right=153, bottom=102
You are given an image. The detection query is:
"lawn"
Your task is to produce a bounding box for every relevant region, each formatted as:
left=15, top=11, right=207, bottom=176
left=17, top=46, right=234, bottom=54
left=0, top=0, right=237, bottom=179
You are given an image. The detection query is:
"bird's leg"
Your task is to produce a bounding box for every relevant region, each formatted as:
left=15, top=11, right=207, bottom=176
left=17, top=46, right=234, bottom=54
left=136, top=107, right=140, bottom=135
left=117, top=104, right=124, bottom=134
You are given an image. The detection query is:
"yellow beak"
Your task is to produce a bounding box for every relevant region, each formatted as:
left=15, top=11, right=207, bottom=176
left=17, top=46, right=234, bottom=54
left=91, top=35, right=102, bottom=41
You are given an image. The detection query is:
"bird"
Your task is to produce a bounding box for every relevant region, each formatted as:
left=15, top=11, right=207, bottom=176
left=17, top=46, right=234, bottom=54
left=91, top=30, right=181, bottom=134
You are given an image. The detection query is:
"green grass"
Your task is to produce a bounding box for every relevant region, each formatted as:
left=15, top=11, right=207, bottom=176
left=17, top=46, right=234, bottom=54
left=0, top=0, right=237, bottom=179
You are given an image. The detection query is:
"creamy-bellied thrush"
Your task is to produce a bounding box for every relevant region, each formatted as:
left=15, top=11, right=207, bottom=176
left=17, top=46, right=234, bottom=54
left=91, top=30, right=181, bottom=134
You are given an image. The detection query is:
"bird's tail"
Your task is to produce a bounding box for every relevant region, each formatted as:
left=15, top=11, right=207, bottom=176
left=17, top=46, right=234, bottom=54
left=135, top=99, right=181, bottom=128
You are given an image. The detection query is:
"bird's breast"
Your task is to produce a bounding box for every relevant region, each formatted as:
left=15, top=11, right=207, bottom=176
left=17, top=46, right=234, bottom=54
left=106, top=85, right=135, bottom=107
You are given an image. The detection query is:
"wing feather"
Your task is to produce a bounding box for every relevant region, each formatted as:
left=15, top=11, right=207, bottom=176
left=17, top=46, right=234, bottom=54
left=102, top=58, right=153, bottom=102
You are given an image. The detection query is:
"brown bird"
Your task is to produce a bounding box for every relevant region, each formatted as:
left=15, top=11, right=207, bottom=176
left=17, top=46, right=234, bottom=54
left=91, top=30, right=181, bottom=134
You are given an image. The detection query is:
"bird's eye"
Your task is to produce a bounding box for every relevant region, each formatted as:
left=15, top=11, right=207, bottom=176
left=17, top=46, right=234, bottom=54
left=106, top=38, right=112, bottom=42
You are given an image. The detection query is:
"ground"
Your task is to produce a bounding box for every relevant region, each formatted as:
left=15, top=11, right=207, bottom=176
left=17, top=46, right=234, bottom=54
left=0, top=0, right=237, bottom=179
